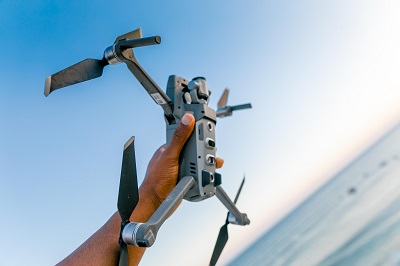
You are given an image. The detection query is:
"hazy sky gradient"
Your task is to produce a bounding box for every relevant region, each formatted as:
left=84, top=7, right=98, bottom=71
left=1, top=1, right=400, bottom=265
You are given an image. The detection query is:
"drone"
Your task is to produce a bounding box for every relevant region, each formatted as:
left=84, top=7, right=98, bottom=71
left=45, top=28, right=252, bottom=266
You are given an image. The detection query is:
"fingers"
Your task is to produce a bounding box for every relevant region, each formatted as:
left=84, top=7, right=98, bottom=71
left=165, top=113, right=195, bottom=158
left=216, top=157, right=224, bottom=169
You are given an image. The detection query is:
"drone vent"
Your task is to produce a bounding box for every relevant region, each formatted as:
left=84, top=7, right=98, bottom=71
left=190, top=162, right=197, bottom=175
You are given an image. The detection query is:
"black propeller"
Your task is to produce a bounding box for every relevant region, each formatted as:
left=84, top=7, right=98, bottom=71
left=44, top=28, right=143, bottom=97
left=210, top=176, right=246, bottom=266
left=117, top=136, right=139, bottom=266
left=44, top=58, right=108, bottom=96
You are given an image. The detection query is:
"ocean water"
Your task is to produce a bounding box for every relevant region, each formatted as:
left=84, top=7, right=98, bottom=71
left=230, top=123, right=400, bottom=266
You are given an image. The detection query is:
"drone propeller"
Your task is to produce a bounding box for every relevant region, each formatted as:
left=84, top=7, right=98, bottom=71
left=44, top=28, right=144, bottom=97
left=210, top=176, right=246, bottom=266
left=114, top=27, right=142, bottom=44
left=217, top=88, right=229, bottom=108
left=117, top=136, right=139, bottom=266
left=216, top=88, right=252, bottom=118
left=44, top=58, right=109, bottom=96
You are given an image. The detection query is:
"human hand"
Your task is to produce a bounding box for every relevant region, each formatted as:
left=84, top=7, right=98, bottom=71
left=57, top=113, right=225, bottom=266
left=140, top=113, right=224, bottom=207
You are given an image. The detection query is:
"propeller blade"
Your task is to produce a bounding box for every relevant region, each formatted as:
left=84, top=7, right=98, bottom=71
left=231, top=103, right=252, bottom=112
left=210, top=223, right=229, bottom=266
left=210, top=176, right=246, bottom=265
left=115, top=27, right=142, bottom=43
left=217, top=88, right=229, bottom=108
left=234, top=176, right=246, bottom=204
left=44, top=58, right=108, bottom=96
left=117, top=136, right=139, bottom=222
left=118, top=243, right=129, bottom=266
left=117, top=137, right=139, bottom=266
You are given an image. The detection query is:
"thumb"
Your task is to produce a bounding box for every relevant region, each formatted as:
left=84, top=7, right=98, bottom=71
left=166, top=113, right=195, bottom=158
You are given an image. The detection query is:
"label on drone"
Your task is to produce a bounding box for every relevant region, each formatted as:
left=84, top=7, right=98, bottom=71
left=151, top=93, right=167, bottom=105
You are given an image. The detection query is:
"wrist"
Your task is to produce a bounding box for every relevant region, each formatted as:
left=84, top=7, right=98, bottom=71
left=129, top=183, right=161, bottom=223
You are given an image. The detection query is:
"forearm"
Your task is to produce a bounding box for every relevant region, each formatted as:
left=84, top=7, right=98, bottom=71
left=57, top=185, right=160, bottom=266
left=57, top=114, right=195, bottom=266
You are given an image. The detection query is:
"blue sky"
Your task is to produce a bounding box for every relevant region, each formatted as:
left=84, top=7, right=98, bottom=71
left=2, top=1, right=400, bottom=265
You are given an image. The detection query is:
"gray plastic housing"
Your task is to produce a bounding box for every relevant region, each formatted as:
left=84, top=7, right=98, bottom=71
left=165, top=75, right=218, bottom=202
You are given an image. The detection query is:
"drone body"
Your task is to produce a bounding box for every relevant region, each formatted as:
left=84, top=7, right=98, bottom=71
left=165, top=75, right=219, bottom=201
left=45, top=27, right=251, bottom=266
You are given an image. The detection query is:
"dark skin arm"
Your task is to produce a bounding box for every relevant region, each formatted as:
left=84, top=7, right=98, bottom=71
left=57, top=113, right=223, bottom=266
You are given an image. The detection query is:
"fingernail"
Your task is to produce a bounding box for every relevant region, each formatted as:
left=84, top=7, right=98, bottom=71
left=181, top=113, right=192, bottom=125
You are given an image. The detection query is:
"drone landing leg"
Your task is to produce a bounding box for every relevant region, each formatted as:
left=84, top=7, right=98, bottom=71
left=122, top=176, right=195, bottom=247
left=215, top=186, right=250, bottom=225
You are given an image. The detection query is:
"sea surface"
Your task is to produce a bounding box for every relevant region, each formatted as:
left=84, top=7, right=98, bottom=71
left=230, top=123, right=400, bottom=266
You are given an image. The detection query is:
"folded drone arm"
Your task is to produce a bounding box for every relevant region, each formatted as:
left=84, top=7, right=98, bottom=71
left=122, top=176, right=195, bottom=247
left=124, top=59, right=174, bottom=119
left=215, top=186, right=250, bottom=225
left=109, top=38, right=174, bottom=122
